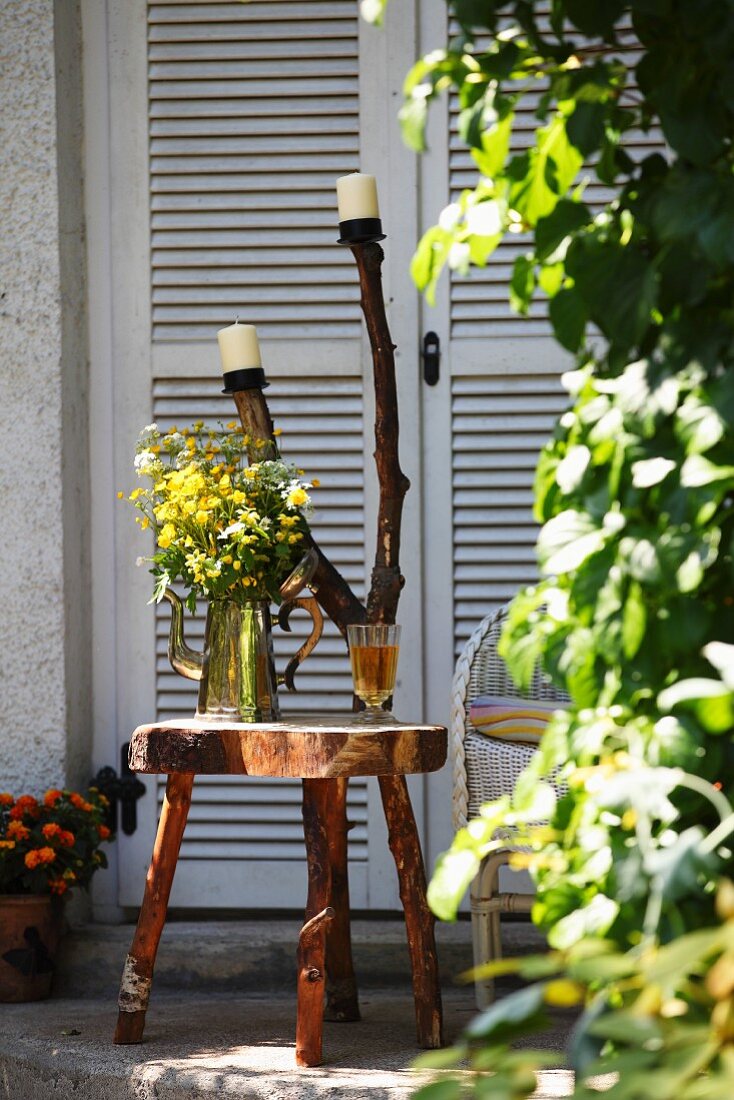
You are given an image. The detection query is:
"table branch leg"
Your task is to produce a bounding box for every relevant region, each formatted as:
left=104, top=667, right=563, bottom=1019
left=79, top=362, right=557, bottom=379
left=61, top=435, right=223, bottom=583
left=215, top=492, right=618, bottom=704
left=324, top=777, right=360, bottom=1022
left=114, top=772, right=194, bottom=1044
left=298, top=779, right=334, bottom=1066
left=378, top=774, right=443, bottom=1049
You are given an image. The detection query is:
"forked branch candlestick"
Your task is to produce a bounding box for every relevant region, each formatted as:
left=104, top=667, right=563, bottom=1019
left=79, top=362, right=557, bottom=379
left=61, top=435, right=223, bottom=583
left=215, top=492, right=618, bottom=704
left=226, top=246, right=408, bottom=633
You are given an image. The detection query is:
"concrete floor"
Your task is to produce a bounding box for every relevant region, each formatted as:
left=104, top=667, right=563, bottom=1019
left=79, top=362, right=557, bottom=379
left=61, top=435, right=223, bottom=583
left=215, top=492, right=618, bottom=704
left=0, top=990, right=578, bottom=1100
left=0, top=920, right=586, bottom=1100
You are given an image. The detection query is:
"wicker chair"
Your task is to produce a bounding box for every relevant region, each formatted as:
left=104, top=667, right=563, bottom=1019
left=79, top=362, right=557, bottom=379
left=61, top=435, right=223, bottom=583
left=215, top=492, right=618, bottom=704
left=450, top=605, right=568, bottom=1007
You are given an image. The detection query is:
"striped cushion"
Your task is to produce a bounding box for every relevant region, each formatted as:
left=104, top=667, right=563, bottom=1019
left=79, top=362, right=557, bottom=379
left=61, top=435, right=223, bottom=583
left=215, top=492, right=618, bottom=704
left=469, top=695, right=556, bottom=744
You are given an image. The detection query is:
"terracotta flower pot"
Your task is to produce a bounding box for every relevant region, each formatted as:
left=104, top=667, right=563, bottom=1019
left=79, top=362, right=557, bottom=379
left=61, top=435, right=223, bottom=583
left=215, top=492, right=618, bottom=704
left=0, top=895, right=63, bottom=1002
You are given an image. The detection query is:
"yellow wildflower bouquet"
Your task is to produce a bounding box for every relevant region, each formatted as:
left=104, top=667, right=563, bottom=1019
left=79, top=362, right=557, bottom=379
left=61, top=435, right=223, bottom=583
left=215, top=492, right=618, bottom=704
left=124, top=422, right=314, bottom=610
left=0, top=789, right=111, bottom=896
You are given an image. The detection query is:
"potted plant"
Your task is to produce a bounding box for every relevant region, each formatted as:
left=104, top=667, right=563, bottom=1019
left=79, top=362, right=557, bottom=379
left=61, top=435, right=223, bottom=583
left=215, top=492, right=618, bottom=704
left=0, top=787, right=111, bottom=1001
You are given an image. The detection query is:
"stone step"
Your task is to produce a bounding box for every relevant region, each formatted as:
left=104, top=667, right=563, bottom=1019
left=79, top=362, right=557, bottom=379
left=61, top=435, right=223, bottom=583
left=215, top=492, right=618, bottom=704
left=55, top=918, right=544, bottom=999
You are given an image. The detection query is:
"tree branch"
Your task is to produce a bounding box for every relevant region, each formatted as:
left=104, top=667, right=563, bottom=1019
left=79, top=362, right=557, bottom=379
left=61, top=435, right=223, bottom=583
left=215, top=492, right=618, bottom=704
left=350, top=243, right=410, bottom=625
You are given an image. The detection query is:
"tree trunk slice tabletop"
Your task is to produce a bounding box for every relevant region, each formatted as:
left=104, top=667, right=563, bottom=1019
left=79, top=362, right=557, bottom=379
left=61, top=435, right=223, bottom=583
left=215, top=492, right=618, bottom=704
left=128, top=715, right=447, bottom=779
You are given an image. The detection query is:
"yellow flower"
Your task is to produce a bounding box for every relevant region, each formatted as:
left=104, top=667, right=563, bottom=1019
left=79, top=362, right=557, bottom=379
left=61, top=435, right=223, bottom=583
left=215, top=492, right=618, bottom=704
left=311, top=479, right=320, bottom=488
left=232, top=490, right=246, bottom=504
left=222, top=555, right=233, bottom=564
left=130, top=488, right=143, bottom=501
left=186, top=438, right=196, bottom=451
left=273, top=428, right=283, bottom=437
left=233, top=561, right=241, bottom=571
left=288, top=533, right=302, bottom=545
left=195, top=510, right=209, bottom=525
left=158, top=523, right=177, bottom=549
left=286, top=488, right=308, bottom=508
left=117, top=491, right=124, bottom=499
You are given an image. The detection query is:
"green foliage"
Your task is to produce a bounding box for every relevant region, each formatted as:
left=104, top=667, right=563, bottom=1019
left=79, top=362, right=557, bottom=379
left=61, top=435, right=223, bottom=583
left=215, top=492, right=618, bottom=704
left=389, top=0, right=734, bottom=1095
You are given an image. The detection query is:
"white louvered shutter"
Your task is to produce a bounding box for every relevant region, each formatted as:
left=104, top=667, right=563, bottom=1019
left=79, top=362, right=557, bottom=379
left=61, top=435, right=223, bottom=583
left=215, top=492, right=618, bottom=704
left=118, top=0, right=388, bottom=909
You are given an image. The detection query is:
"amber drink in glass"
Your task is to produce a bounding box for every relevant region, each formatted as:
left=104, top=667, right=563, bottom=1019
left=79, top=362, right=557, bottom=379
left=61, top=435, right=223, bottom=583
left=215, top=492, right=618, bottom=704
left=347, top=624, right=401, bottom=722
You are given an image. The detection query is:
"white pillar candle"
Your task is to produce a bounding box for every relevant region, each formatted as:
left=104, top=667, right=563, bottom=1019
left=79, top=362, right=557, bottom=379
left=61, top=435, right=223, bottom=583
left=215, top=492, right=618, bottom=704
left=217, top=321, right=262, bottom=373
left=336, top=173, right=380, bottom=221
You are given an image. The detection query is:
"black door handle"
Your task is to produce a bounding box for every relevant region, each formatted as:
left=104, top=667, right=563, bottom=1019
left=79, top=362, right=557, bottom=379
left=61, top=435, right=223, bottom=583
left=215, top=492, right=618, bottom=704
left=422, top=331, right=440, bottom=386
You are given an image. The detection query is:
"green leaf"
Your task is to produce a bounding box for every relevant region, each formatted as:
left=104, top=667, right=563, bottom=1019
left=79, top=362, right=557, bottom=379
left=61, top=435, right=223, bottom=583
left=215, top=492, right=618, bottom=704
left=680, top=455, right=734, bottom=488
left=538, top=510, right=606, bottom=575
left=566, top=242, right=657, bottom=351
left=465, top=983, right=547, bottom=1040
left=549, top=895, right=620, bottom=950
left=399, top=96, right=429, bottom=153
left=412, top=1078, right=463, bottom=1100
left=410, top=226, right=452, bottom=303
left=538, top=262, right=564, bottom=297
left=510, top=254, right=536, bottom=315
left=549, top=287, right=587, bottom=351
left=631, top=457, right=676, bottom=488
left=566, top=101, right=606, bottom=157
left=658, top=678, right=734, bottom=734
left=471, top=111, right=514, bottom=178
left=565, top=0, right=625, bottom=36
left=509, top=115, right=583, bottom=226
left=360, top=0, right=388, bottom=25
left=556, top=445, right=591, bottom=494
left=427, top=846, right=481, bottom=921
left=535, top=200, right=591, bottom=262
left=703, top=642, right=734, bottom=690
left=622, top=581, right=647, bottom=659
left=676, top=398, right=725, bottom=455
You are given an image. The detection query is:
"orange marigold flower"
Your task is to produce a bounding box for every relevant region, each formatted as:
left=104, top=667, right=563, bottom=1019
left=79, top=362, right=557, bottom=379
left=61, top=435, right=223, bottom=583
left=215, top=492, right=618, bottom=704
left=43, top=789, right=63, bottom=808
left=0, top=840, right=16, bottom=850
left=7, top=821, right=30, bottom=841
left=49, top=878, right=68, bottom=895
left=10, top=795, right=39, bottom=820
left=59, top=831, right=75, bottom=848
left=69, top=793, right=94, bottom=813
left=42, top=822, right=62, bottom=840
left=0, top=793, right=14, bottom=806
left=97, top=825, right=111, bottom=840
left=24, top=847, right=56, bottom=870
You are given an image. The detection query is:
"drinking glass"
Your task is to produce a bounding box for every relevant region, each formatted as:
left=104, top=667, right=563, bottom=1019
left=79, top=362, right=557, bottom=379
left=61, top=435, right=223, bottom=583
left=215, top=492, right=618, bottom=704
left=347, top=624, right=401, bottom=722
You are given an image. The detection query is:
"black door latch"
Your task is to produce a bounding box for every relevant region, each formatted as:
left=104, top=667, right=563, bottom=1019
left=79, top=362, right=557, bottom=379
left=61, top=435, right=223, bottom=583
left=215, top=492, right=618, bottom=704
left=91, top=743, right=146, bottom=836
left=422, top=331, right=440, bottom=385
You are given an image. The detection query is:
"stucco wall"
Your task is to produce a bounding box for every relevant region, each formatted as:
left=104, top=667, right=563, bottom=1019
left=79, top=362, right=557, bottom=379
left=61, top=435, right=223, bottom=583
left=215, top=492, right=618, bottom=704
left=0, top=0, right=91, bottom=794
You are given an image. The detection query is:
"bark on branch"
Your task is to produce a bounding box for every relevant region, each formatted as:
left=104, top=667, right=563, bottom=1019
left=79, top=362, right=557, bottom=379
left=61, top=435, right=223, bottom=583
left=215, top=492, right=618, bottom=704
left=230, top=243, right=406, bottom=633
left=350, top=243, right=410, bottom=625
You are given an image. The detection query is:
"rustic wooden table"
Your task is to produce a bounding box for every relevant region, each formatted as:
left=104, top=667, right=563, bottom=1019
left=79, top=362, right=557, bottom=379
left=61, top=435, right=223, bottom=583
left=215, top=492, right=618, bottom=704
left=113, top=716, right=448, bottom=1067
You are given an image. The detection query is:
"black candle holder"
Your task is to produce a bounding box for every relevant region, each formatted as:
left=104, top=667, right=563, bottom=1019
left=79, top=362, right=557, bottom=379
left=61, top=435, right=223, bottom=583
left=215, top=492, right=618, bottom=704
left=337, top=217, right=386, bottom=245
left=221, top=367, right=269, bottom=394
